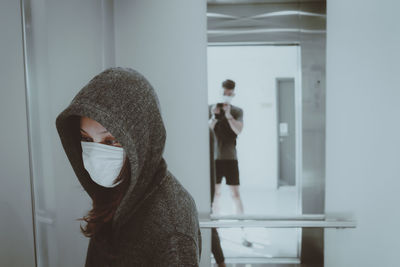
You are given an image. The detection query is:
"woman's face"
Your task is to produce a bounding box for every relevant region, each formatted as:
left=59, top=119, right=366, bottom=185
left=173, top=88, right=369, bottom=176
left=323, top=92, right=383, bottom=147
left=80, top=116, right=122, bottom=147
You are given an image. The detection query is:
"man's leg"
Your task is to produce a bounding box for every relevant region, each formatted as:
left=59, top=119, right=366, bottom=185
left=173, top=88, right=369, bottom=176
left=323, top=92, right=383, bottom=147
left=227, top=185, right=252, bottom=246
left=212, top=183, right=222, bottom=215
left=228, top=185, right=244, bottom=215
left=228, top=185, right=253, bottom=247
left=226, top=160, right=243, bottom=214
left=212, top=160, right=223, bottom=215
left=226, top=159, right=253, bottom=247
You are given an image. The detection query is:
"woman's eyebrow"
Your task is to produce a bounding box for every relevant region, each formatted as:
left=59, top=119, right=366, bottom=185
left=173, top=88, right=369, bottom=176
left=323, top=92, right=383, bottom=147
left=80, top=128, right=110, bottom=135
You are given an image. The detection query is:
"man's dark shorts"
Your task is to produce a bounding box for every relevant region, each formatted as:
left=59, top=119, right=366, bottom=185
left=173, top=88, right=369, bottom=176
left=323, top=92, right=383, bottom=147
left=215, top=159, right=240, bottom=185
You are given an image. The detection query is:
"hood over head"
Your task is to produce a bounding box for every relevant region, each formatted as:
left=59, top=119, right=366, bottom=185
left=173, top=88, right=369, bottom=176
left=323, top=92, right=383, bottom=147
left=55, top=67, right=168, bottom=234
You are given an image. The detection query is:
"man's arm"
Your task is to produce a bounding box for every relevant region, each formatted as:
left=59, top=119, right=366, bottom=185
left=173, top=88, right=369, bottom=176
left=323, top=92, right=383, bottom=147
left=209, top=117, right=218, bottom=130
left=226, top=117, right=243, bottom=135
left=226, top=107, right=243, bottom=135
left=208, top=104, right=218, bottom=130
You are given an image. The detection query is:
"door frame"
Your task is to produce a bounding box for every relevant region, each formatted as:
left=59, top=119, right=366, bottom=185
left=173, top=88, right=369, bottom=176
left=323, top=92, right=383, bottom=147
left=275, top=75, right=302, bottom=195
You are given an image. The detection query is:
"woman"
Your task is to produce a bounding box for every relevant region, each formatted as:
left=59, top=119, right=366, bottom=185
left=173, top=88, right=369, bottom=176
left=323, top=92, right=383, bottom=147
left=55, top=67, right=202, bottom=266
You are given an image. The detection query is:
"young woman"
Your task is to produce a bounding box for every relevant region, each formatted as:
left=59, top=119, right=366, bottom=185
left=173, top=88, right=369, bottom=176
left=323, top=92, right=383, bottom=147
left=55, top=67, right=201, bottom=266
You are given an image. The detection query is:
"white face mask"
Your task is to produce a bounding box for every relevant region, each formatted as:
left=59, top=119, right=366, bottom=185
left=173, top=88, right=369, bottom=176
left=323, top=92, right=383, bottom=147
left=81, top=141, right=126, bottom=188
left=221, top=95, right=234, bottom=103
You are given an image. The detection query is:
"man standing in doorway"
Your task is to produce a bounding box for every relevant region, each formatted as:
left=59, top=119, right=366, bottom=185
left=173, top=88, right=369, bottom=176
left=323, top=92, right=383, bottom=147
left=209, top=79, right=252, bottom=247
left=208, top=79, right=245, bottom=216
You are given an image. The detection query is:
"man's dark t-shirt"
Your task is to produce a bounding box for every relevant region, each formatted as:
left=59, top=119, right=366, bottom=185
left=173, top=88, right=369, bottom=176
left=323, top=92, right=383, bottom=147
left=209, top=104, right=243, bottom=160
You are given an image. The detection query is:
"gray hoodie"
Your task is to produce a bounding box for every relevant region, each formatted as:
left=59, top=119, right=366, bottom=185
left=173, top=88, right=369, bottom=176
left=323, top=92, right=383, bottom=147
left=55, top=67, right=201, bottom=266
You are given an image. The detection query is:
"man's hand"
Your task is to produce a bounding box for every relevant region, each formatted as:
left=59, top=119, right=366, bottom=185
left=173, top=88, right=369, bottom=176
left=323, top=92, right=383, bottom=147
left=212, top=104, right=220, bottom=115
left=222, top=103, right=233, bottom=119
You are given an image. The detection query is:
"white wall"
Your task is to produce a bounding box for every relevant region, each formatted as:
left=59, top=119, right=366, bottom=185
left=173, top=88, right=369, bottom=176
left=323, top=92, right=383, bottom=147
left=325, top=0, right=400, bottom=266
left=113, top=1, right=210, bottom=265
left=0, top=1, right=36, bottom=266
left=114, top=0, right=209, bottom=212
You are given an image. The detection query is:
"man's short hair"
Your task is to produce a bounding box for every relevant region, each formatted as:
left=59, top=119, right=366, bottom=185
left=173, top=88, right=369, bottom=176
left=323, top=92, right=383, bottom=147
left=222, top=79, right=235, bottom=90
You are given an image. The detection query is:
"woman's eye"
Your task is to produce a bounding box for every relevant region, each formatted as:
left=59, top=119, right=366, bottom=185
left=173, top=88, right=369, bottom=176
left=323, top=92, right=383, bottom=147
left=81, top=136, right=92, bottom=142
left=105, top=139, right=120, bottom=146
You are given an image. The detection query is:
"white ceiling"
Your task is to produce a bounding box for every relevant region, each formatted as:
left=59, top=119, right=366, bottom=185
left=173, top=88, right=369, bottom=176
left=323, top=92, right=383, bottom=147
left=207, top=0, right=326, bottom=43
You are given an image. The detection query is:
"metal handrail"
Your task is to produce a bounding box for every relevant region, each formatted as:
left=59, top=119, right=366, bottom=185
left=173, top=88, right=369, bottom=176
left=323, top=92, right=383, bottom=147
left=210, top=214, right=326, bottom=220
left=200, top=214, right=356, bottom=229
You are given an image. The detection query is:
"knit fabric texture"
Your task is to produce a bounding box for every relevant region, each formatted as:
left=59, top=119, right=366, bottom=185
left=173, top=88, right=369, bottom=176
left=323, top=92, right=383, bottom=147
left=55, top=67, right=201, bottom=266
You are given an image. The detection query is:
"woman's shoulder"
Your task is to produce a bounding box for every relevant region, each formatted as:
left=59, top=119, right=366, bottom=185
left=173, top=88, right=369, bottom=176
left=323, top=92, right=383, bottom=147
left=122, top=171, right=201, bottom=264
left=158, top=171, right=197, bottom=212
left=149, top=171, right=199, bottom=232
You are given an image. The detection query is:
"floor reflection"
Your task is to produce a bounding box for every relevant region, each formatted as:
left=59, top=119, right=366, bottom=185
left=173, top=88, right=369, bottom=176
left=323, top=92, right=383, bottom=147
left=215, top=227, right=298, bottom=259
left=214, top=184, right=298, bottom=215
left=212, top=184, right=299, bottom=260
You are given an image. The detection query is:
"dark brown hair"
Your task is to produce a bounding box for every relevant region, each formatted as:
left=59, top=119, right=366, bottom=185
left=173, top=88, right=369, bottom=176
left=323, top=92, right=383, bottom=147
left=77, top=154, right=131, bottom=261
left=77, top=156, right=130, bottom=238
left=60, top=115, right=130, bottom=261
left=222, top=79, right=235, bottom=90
left=71, top=114, right=131, bottom=260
